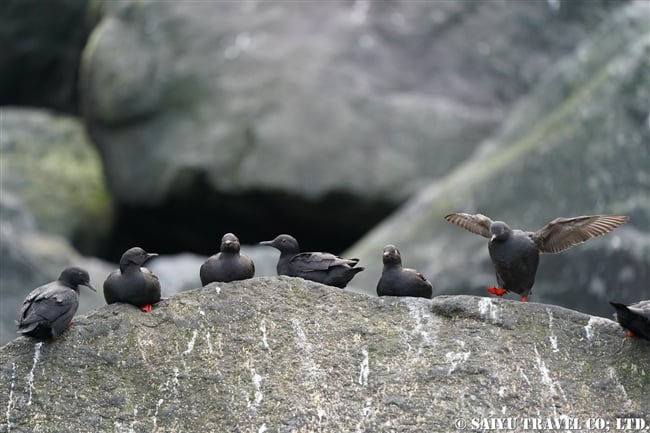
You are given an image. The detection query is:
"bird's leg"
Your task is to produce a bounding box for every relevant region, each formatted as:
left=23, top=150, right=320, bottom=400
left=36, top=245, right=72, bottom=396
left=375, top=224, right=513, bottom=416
left=626, top=330, right=635, bottom=338
left=520, top=296, right=527, bottom=303
left=140, top=304, right=152, bottom=313
left=487, top=287, right=507, bottom=296
left=66, top=321, right=74, bottom=328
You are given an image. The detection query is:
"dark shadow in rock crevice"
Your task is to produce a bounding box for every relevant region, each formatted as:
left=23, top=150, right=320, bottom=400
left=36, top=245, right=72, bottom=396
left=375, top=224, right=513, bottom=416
left=92, top=176, right=401, bottom=260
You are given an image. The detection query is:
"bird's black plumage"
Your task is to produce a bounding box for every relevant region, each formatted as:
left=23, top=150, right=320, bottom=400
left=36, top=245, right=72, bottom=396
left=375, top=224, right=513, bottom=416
left=200, top=233, right=255, bottom=285
left=103, top=247, right=161, bottom=311
left=444, top=213, right=628, bottom=301
left=377, top=245, right=433, bottom=299
left=610, top=301, right=650, bottom=340
left=16, top=267, right=96, bottom=339
left=260, top=234, right=364, bottom=288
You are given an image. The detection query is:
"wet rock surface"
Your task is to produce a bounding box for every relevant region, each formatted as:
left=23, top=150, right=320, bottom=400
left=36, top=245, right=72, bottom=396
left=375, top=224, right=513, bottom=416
left=1, top=277, right=647, bottom=432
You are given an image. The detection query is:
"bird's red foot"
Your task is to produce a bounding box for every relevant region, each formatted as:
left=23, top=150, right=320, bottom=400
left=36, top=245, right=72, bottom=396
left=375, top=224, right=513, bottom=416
left=626, top=330, right=635, bottom=338
left=520, top=296, right=527, bottom=303
left=487, top=287, right=507, bottom=297
left=140, top=304, right=152, bottom=313
left=66, top=321, right=74, bottom=328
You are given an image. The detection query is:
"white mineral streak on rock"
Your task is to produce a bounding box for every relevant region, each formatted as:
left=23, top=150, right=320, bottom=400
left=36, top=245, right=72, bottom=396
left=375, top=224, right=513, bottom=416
left=152, top=398, right=164, bottom=429
left=403, top=299, right=435, bottom=355
left=546, top=308, right=559, bottom=352
left=355, top=397, right=374, bottom=433
left=358, top=347, right=369, bottom=386
left=26, top=342, right=43, bottom=406
left=291, top=318, right=320, bottom=377
left=533, top=344, right=567, bottom=414
left=205, top=331, right=214, bottom=354
left=583, top=315, right=612, bottom=342
left=478, top=298, right=501, bottom=324
left=5, top=362, right=16, bottom=432
left=251, top=368, right=264, bottom=406
left=445, top=350, right=471, bottom=376
left=608, top=367, right=633, bottom=410
left=182, top=330, right=198, bottom=356
left=259, top=319, right=270, bottom=350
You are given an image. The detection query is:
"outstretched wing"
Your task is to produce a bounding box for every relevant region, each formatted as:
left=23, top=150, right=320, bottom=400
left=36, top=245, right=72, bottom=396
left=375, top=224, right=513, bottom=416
left=532, top=215, right=628, bottom=254
left=444, top=213, right=493, bottom=238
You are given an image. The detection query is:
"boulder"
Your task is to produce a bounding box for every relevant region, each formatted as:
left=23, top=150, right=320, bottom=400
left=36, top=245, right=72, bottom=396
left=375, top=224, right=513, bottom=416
left=0, top=108, right=114, bottom=344
left=0, top=108, right=113, bottom=247
left=346, top=1, right=650, bottom=316
left=79, top=1, right=624, bottom=249
left=0, top=277, right=647, bottom=432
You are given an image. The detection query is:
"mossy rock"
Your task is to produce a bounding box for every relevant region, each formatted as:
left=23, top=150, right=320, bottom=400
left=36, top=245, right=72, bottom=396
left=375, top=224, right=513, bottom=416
left=0, top=108, right=113, bottom=249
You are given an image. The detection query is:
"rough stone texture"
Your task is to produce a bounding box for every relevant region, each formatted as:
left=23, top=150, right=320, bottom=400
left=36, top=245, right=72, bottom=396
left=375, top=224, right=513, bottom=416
left=0, top=108, right=114, bottom=345
left=80, top=0, right=623, bottom=206
left=0, top=108, right=113, bottom=244
left=346, top=1, right=650, bottom=316
left=0, top=277, right=648, bottom=432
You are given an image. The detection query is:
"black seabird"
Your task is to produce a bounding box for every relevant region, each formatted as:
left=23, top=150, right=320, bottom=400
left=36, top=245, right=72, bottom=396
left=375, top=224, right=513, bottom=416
left=609, top=301, right=650, bottom=340
left=200, top=232, right=255, bottom=285
left=444, top=213, right=629, bottom=302
left=377, top=245, right=433, bottom=299
left=17, top=267, right=96, bottom=340
left=259, top=234, right=364, bottom=288
left=103, top=247, right=161, bottom=312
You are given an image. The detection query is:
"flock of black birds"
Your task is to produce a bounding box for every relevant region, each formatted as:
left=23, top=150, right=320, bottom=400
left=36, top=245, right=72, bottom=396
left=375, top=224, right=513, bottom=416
left=15, top=212, right=649, bottom=342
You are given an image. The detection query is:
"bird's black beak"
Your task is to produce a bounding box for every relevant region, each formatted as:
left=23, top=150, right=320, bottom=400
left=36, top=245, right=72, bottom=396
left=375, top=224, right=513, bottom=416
left=83, top=282, right=97, bottom=292
left=259, top=240, right=273, bottom=246
left=146, top=253, right=159, bottom=260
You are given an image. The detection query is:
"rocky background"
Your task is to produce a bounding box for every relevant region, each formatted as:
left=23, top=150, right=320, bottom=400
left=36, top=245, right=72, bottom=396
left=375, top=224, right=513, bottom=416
left=1, top=278, right=648, bottom=432
left=1, top=0, right=649, bottom=345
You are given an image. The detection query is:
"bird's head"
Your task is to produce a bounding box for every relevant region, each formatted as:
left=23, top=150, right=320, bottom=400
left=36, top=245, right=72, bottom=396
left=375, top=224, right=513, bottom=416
left=59, top=267, right=96, bottom=292
left=121, top=247, right=158, bottom=268
left=221, top=233, right=241, bottom=253
left=490, top=221, right=511, bottom=242
left=259, top=234, right=300, bottom=254
left=382, top=244, right=402, bottom=266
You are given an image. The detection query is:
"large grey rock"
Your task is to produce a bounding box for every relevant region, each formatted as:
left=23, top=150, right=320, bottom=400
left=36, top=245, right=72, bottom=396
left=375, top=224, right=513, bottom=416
left=0, top=108, right=114, bottom=345
left=0, top=277, right=647, bottom=432
left=0, top=108, right=113, bottom=245
left=346, top=1, right=650, bottom=316
left=80, top=0, right=623, bottom=206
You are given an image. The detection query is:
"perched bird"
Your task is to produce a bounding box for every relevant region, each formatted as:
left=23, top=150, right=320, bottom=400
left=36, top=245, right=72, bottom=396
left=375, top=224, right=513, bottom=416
left=609, top=301, right=650, bottom=340
left=260, top=234, right=364, bottom=288
left=444, top=213, right=628, bottom=302
left=377, top=244, right=433, bottom=299
left=200, top=233, right=255, bottom=285
left=16, top=267, right=96, bottom=340
left=103, top=247, right=161, bottom=312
